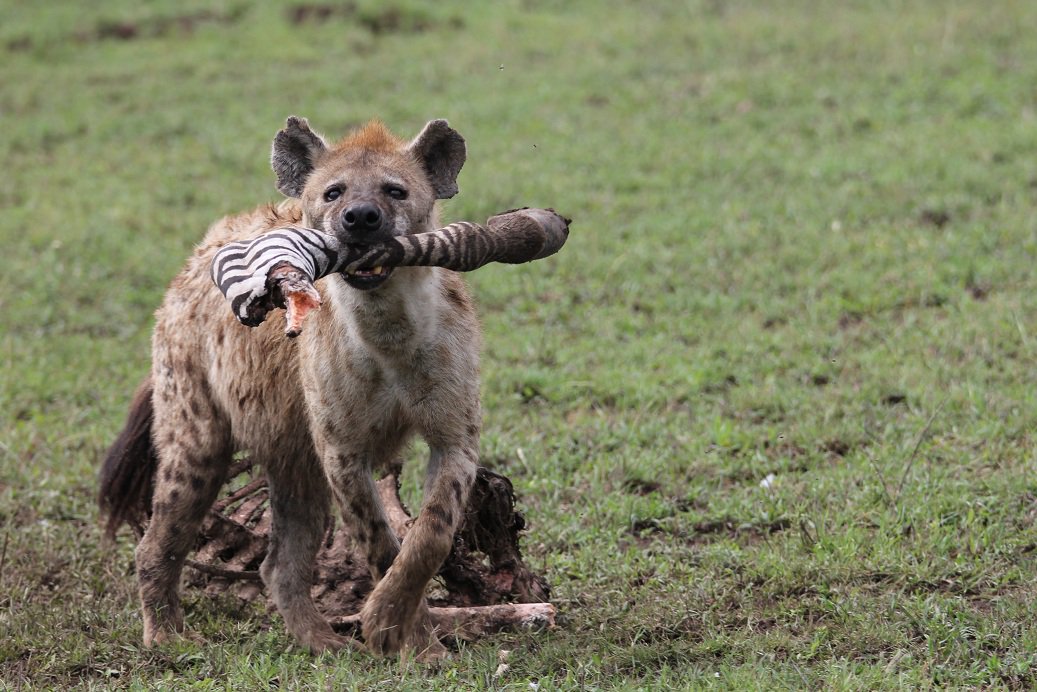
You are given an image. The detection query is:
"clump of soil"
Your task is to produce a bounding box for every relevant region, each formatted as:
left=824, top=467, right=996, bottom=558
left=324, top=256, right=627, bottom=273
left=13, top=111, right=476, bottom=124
left=174, top=461, right=550, bottom=619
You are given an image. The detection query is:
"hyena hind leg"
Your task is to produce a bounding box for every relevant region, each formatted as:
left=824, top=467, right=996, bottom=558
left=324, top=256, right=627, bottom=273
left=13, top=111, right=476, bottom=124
left=261, top=453, right=358, bottom=653
left=135, top=399, right=232, bottom=646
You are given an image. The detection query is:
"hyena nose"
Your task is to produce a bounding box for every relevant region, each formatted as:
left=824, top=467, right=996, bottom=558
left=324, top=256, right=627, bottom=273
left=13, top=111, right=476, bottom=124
left=342, top=203, right=382, bottom=233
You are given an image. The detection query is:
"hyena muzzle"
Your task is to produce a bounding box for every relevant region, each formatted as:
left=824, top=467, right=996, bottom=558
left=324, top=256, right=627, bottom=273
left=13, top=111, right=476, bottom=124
left=99, top=117, right=482, bottom=659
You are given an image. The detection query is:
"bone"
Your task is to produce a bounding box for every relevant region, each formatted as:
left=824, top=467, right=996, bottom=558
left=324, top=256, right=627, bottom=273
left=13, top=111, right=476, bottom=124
left=376, top=474, right=414, bottom=538
left=268, top=263, right=322, bottom=337
left=211, top=207, right=570, bottom=336
left=329, top=602, right=557, bottom=642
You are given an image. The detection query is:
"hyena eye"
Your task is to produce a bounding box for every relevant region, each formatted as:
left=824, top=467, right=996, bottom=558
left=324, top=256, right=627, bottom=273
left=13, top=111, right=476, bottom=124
left=323, top=186, right=343, bottom=202
left=385, top=185, right=408, bottom=200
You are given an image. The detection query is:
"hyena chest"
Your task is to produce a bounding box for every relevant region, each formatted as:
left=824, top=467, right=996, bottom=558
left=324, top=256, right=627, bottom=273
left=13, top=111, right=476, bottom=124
left=304, top=275, right=464, bottom=442
left=318, top=338, right=444, bottom=423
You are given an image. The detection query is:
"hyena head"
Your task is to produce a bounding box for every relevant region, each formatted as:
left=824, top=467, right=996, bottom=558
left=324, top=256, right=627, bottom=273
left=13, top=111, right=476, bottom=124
left=271, top=117, right=467, bottom=290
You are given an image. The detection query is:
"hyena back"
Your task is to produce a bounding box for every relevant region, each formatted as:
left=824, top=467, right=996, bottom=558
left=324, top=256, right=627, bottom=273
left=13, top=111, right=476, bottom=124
left=100, top=117, right=480, bottom=658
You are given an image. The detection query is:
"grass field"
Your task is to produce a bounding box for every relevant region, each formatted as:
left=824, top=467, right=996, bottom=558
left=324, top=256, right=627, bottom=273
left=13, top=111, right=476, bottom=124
left=3, top=0, right=1037, bottom=688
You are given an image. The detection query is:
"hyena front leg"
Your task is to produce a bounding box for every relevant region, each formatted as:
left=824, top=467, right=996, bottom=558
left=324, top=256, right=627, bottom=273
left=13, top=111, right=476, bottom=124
left=360, top=443, right=477, bottom=658
left=136, top=365, right=232, bottom=646
left=318, top=443, right=403, bottom=581
left=324, top=446, right=440, bottom=655
left=327, top=459, right=402, bottom=584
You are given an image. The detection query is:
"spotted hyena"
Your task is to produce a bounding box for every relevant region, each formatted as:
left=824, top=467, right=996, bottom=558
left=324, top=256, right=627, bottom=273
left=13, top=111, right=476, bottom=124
left=100, top=117, right=479, bottom=659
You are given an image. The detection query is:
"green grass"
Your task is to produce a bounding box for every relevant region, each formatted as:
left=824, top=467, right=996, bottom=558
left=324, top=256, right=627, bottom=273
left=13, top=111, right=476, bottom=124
left=4, top=0, right=1037, bottom=687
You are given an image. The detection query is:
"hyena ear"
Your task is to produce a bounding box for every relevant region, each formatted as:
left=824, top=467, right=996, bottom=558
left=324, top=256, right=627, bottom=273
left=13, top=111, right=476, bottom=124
left=271, top=116, right=329, bottom=198
left=408, top=119, right=467, bottom=199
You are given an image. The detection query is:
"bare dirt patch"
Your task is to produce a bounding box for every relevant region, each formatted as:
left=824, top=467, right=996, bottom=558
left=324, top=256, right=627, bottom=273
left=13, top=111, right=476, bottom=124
left=687, top=516, right=792, bottom=544
left=84, top=9, right=247, bottom=43
left=286, top=3, right=464, bottom=34
left=627, top=515, right=792, bottom=547
left=7, top=8, right=248, bottom=51
left=919, top=208, right=951, bottom=229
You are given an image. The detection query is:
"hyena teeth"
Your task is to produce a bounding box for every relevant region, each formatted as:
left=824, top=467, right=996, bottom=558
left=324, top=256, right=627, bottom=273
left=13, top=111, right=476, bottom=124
left=350, top=265, right=385, bottom=277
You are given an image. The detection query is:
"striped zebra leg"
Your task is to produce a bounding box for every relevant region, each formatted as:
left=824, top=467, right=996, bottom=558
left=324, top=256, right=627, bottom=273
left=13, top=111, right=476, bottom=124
left=210, top=208, right=570, bottom=335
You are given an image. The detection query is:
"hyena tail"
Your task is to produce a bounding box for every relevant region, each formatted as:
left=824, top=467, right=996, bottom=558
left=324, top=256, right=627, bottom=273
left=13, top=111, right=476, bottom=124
left=98, top=376, right=159, bottom=539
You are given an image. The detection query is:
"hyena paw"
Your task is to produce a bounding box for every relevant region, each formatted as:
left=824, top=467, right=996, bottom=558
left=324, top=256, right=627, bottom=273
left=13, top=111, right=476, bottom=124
left=409, top=622, right=450, bottom=664
left=143, top=625, right=203, bottom=648
left=142, top=607, right=188, bottom=648
left=360, top=587, right=440, bottom=657
left=360, top=591, right=410, bottom=655
left=300, top=626, right=357, bottom=655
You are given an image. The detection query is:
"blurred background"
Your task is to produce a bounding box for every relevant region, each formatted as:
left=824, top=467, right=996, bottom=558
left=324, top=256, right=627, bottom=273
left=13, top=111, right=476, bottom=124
left=3, top=0, right=1037, bottom=687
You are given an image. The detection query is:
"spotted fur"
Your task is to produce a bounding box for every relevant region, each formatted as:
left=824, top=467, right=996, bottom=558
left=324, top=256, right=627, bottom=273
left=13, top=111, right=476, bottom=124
left=100, top=118, right=486, bottom=659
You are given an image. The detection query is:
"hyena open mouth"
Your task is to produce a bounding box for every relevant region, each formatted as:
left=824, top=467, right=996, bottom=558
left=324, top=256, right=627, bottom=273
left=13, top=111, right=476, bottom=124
left=342, top=265, right=395, bottom=290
